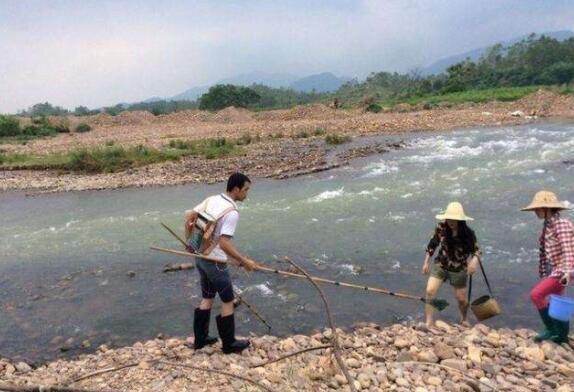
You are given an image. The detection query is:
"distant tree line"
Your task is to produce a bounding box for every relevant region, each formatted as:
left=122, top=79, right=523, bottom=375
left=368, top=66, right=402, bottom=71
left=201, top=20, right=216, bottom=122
left=334, top=34, right=574, bottom=105
left=11, top=33, right=574, bottom=116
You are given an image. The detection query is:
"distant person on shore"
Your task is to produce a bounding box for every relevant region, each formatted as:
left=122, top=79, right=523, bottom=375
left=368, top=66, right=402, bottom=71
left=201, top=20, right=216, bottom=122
left=184, top=173, right=258, bottom=354
left=422, top=202, right=480, bottom=327
left=522, top=190, right=574, bottom=344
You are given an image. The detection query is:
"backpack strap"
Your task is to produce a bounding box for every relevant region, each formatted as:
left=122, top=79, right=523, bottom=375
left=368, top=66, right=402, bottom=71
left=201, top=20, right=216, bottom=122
left=201, top=197, right=237, bottom=255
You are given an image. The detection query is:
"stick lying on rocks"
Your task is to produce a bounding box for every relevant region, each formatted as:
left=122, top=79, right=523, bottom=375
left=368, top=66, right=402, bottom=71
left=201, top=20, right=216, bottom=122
left=283, top=256, right=357, bottom=392
left=150, top=245, right=449, bottom=311
left=66, top=358, right=275, bottom=392
left=252, top=344, right=333, bottom=368
left=0, top=382, right=117, bottom=392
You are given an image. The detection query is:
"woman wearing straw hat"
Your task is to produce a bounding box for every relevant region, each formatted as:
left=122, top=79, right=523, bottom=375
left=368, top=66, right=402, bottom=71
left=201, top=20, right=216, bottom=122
left=422, top=202, right=481, bottom=327
left=522, top=190, right=574, bottom=344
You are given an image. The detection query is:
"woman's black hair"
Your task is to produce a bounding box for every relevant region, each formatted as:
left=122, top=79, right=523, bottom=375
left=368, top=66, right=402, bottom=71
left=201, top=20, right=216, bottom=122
left=444, top=221, right=476, bottom=259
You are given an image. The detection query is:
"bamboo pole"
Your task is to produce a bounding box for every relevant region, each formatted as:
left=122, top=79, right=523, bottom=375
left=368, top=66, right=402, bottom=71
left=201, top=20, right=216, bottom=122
left=149, top=245, right=449, bottom=311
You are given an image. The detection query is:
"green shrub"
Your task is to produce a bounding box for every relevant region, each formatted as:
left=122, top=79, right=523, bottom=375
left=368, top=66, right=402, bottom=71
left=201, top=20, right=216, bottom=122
left=21, top=124, right=57, bottom=137
left=295, top=130, right=309, bottom=138
left=208, top=137, right=227, bottom=148
left=313, top=128, right=326, bottom=136
left=75, top=123, right=92, bottom=133
left=167, top=137, right=239, bottom=159
left=0, top=152, right=34, bottom=167
left=53, top=124, right=70, bottom=133
left=199, top=84, right=260, bottom=111
left=204, top=143, right=236, bottom=159
left=168, top=139, right=194, bottom=149
left=0, top=115, right=21, bottom=137
left=236, top=133, right=252, bottom=145
left=17, top=117, right=68, bottom=138
left=365, top=103, right=382, bottom=113
left=325, top=134, right=352, bottom=145
left=66, top=144, right=175, bottom=173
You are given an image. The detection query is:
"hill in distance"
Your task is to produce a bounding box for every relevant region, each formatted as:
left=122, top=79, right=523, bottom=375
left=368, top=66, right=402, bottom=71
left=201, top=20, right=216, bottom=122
left=420, top=30, right=574, bottom=75
left=168, top=72, right=350, bottom=102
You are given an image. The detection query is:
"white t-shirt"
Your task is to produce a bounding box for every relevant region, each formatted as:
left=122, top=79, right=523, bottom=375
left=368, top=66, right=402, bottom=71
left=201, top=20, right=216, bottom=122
left=192, top=194, right=239, bottom=260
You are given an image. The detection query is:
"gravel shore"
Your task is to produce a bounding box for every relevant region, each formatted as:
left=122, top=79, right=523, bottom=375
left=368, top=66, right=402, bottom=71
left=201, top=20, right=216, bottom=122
left=2, top=321, right=573, bottom=391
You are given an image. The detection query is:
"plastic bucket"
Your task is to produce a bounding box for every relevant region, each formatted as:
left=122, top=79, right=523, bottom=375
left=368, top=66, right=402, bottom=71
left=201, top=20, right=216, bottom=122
left=471, top=295, right=502, bottom=321
left=548, top=294, right=574, bottom=321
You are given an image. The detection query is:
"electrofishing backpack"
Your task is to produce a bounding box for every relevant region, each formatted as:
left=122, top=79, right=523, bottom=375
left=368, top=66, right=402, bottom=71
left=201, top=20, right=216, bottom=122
left=186, top=195, right=236, bottom=255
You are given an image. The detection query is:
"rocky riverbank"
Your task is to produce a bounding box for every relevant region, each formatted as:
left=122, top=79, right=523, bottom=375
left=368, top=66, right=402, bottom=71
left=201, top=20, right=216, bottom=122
left=2, top=90, right=574, bottom=194
left=2, top=321, right=573, bottom=391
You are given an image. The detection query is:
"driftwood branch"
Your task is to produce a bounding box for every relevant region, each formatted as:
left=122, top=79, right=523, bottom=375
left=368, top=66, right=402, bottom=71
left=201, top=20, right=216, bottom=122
left=71, top=361, right=140, bottom=383
left=67, top=359, right=275, bottom=392
left=155, top=361, right=276, bottom=392
left=0, top=382, right=116, bottom=392
left=252, top=345, right=333, bottom=368
left=162, top=263, right=195, bottom=273
left=283, top=256, right=357, bottom=392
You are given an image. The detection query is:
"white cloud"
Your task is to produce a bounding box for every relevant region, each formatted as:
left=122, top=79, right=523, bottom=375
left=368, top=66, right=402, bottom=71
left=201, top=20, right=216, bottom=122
left=0, top=0, right=573, bottom=113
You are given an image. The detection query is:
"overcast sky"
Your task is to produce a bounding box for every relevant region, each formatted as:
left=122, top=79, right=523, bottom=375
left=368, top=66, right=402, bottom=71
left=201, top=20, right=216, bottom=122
left=1, top=0, right=573, bottom=113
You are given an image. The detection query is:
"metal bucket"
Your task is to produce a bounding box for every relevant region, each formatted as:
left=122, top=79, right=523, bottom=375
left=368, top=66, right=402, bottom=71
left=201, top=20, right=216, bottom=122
left=471, top=295, right=501, bottom=321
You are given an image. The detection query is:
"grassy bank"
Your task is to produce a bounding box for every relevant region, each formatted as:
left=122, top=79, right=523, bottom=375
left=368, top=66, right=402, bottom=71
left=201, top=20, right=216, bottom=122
left=0, top=116, right=78, bottom=145
left=0, top=138, right=244, bottom=173
left=381, top=85, right=543, bottom=108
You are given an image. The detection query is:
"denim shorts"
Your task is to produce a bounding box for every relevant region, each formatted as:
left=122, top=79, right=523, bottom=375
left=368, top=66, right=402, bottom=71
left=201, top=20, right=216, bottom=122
left=196, top=259, right=234, bottom=303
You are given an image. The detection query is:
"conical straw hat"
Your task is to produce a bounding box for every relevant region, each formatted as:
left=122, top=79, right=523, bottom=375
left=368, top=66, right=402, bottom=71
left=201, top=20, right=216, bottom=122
left=521, top=190, right=571, bottom=211
left=436, top=202, right=474, bottom=221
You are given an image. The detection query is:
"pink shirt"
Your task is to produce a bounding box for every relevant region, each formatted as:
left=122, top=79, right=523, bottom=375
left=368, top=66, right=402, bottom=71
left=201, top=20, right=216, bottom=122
left=539, top=213, right=574, bottom=278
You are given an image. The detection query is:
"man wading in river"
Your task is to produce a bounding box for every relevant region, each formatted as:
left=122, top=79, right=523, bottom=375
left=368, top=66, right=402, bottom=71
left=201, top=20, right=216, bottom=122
left=184, top=173, right=258, bottom=354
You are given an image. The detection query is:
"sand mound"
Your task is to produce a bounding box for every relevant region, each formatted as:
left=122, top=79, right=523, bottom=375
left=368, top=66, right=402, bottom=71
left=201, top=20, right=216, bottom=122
left=256, top=104, right=351, bottom=122
left=158, top=110, right=213, bottom=123
left=212, top=107, right=254, bottom=123
left=112, top=110, right=156, bottom=126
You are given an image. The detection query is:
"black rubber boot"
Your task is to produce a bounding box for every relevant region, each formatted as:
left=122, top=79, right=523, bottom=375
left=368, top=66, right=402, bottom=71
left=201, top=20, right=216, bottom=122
left=534, top=308, right=555, bottom=342
left=216, top=314, right=250, bottom=354
left=193, top=308, right=218, bottom=349
left=550, top=319, right=570, bottom=344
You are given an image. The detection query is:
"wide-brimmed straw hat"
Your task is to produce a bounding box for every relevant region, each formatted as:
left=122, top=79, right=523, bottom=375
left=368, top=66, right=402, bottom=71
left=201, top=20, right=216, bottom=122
left=436, top=202, right=474, bottom=221
left=521, top=190, right=571, bottom=211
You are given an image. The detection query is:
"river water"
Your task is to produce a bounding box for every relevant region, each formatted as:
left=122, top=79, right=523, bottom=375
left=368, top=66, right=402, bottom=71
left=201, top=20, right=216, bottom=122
left=1, top=122, right=573, bottom=363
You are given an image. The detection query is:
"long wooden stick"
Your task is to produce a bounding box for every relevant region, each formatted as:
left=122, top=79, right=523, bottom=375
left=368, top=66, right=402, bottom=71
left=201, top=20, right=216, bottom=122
left=67, top=358, right=274, bottom=392
left=234, top=289, right=273, bottom=332
left=0, top=382, right=116, bottom=392
left=252, top=345, right=333, bottom=368
left=155, top=361, right=276, bottom=392
left=283, top=256, right=356, bottom=392
left=161, top=223, right=192, bottom=251
left=149, top=245, right=448, bottom=310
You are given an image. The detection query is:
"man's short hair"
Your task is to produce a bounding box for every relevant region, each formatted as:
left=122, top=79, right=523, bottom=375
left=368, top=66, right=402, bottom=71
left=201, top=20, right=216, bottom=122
left=227, top=172, right=251, bottom=192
